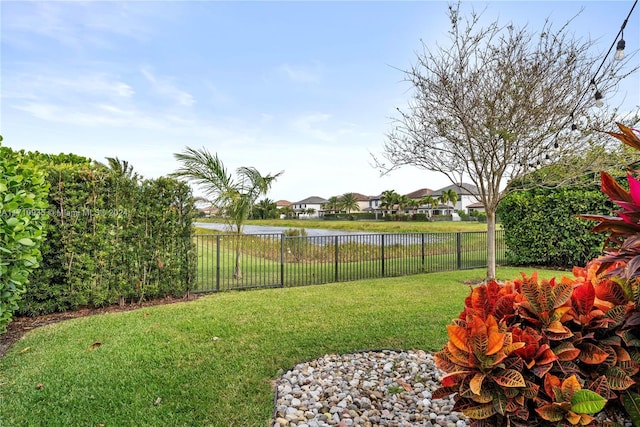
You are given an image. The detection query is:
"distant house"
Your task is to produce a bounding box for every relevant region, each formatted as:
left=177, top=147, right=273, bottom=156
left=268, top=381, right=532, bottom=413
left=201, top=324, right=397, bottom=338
left=430, top=183, right=480, bottom=215
left=292, top=196, right=328, bottom=218
left=198, top=205, right=219, bottom=217
left=275, top=200, right=293, bottom=219
left=275, top=200, right=292, bottom=209
left=366, top=194, right=382, bottom=213
left=341, top=192, right=370, bottom=212
left=405, top=188, right=433, bottom=200
left=368, top=189, right=436, bottom=216
left=405, top=188, right=434, bottom=215
left=466, top=201, right=486, bottom=214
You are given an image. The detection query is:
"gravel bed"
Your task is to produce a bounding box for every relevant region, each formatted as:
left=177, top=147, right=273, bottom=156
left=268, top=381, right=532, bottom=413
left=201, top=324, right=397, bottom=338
left=271, top=349, right=469, bottom=427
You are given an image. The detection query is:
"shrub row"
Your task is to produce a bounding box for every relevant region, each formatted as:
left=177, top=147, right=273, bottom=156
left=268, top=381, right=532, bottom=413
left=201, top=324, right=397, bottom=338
left=497, top=187, right=611, bottom=269
left=17, top=154, right=196, bottom=316
left=0, top=139, right=50, bottom=332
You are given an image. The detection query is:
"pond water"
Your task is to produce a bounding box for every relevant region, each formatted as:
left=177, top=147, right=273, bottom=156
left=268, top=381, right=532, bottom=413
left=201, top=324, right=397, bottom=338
left=193, top=222, right=450, bottom=247
left=194, top=222, right=375, bottom=237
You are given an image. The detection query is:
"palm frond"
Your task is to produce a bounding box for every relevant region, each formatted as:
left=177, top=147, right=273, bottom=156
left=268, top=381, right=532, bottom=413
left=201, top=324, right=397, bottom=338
left=171, top=147, right=235, bottom=200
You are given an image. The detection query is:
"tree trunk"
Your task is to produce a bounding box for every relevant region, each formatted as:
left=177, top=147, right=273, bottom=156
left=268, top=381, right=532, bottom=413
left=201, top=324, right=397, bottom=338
left=233, top=231, right=243, bottom=279
left=486, top=208, right=497, bottom=280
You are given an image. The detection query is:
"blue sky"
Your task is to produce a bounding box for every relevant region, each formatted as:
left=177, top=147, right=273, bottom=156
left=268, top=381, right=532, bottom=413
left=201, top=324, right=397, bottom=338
left=1, top=1, right=639, bottom=203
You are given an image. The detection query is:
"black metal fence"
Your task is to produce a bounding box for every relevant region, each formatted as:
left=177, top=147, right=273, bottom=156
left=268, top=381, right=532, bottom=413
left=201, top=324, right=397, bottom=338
left=193, top=230, right=506, bottom=292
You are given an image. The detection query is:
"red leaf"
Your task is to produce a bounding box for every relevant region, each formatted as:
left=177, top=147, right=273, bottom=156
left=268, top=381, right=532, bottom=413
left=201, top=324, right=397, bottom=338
left=535, top=344, right=559, bottom=365
left=572, top=282, right=595, bottom=316
left=601, top=171, right=633, bottom=204
left=595, top=279, right=627, bottom=306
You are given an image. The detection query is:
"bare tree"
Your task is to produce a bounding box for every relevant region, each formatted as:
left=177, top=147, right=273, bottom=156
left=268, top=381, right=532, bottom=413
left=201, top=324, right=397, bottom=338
left=374, top=3, right=638, bottom=279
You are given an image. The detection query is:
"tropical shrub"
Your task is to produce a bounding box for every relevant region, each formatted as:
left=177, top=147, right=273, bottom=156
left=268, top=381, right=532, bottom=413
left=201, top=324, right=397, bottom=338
left=18, top=155, right=196, bottom=316
left=435, top=123, right=640, bottom=426
left=0, top=137, right=50, bottom=332
left=498, top=187, right=610, bottom=269
left=434, top=268, right=633, bottom=426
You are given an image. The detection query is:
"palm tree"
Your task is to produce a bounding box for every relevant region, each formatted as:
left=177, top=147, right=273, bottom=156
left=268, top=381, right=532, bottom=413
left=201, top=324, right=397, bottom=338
left=171, top=147, right=282, bottom=278
left=254, top=198, right=277, bottom=219
left=407, top=198, right=419, bottom=216
left=439, top=189, right=459, bottom=214
left=280, top=205, right=294, bottom=219
left=420, top=195, right=437, bottom=218
left=445, top=189, right=459, bottom=211
left=397, top=194, right=412, bottom=214
left=438, top=192, right=450, bottom=214
left=380, top=189, right=400, bottom=214
left=339, top=193, right=360, bottom=214
left=324, top=196, right=341, bottom=214
left=106, top=156, right=137, bottom=180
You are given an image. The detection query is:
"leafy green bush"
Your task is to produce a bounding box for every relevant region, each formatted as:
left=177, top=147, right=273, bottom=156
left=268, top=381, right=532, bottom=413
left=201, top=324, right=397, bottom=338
left=497, top=188, right=610, bottom=269
left=17, top=155, right=196, bottom=316
left=0, top=137, right=50, bottom=332
left=412, top=213, right=429, bottom=221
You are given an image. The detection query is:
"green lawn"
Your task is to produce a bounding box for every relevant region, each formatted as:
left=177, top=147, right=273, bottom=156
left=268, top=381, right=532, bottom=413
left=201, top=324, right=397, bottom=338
left=0, top=267, right=566, bottom=427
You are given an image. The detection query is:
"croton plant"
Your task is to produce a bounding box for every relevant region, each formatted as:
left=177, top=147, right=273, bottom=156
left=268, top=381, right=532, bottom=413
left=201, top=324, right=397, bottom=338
left=434, top=123, right=640, bottom=427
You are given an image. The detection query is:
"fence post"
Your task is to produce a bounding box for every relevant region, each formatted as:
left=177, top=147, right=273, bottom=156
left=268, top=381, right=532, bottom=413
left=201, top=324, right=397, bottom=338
left=280, top=234, right=285, bottom=287
left=381, top=234, right=385, bottom=277
left=334, top=235, right=339, bottom=282
left=456, top=232, right=462, bottom=270
left=216, top=235, right=221, bottom=292
left=421, top=233, right=425, bottom=269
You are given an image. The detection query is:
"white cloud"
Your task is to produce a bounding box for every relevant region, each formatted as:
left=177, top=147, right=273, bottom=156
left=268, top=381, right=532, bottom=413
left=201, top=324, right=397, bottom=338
left=4, top=73, right=134, bottom=101
left=291, top=113, right=335, bottom=142
left=279, top=63, right=323, bottom=84
left=141, top=68, right=195, bottom=107
left=2, top=1, right=159, bottom=50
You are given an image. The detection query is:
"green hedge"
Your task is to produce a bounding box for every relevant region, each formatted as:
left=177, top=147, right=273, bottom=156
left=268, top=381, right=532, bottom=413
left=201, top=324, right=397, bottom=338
left=0, top=138, right=50, bottom=332
left=497, top=187, right=611, bottom=269
left=17, top=154, right=196, bottom=316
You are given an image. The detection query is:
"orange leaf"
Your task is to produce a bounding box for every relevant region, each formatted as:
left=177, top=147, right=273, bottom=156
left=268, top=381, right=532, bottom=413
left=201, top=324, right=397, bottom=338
left=447, top=324, right=468, bottom=351
left=536, top=403, right=564, bottom=422
left=470, top=372, right=486, bottom=395
left=546, top=320, right=568, bottom=334
left=486, top=331, right=506, bottom=356
left=397, top=378, right=413, bottom=392
left=561, top=375, right=582, bottom=400
left=544, top=373, right=561, bottom=397
left=565, top=411, right=581, bottom=425
left=493, top=369, right=525, bottom=388
left=579, top=342, right=609, bottom=365
left=607, top=122, right=640, bottom=151
left=535, top=345, right=558, bottom=365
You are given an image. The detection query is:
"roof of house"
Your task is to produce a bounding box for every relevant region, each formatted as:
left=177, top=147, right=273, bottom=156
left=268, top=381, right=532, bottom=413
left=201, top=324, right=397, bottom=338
left=342, top=192, right=370, bottom=201
left=466, top=201, right=485, bottom=208
left=405, top=188, right=433, bottom=199
left=198, top=205, right=220, bottom=214
left=293, top=196, right=328, bottom=205
left=431, top=183, right=479, bottom=196
left=275, top=200, right=292, bottom=207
